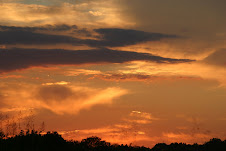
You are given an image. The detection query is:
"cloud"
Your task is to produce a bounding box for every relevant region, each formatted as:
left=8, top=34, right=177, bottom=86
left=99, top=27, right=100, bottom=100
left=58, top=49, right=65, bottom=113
left=93, top=28, right=178, bottom=47
left=36, top=85, right=128, bottom=115
left=0, top=30, right=82, bottom=45
left=89, top=11, right=103, bottom=16
left=90, top=73, right=201, bottom=82
left=123, top=111, right=159, bottom=125
left=66, top=69, right=102, bottom=76
left=42, top=81, right=70, bottom=86
left=111, top=60, right=226, bottom=86
left=130, top=111, right=159, bottom=121
left=203, top=49, right=226, bottom=67
left=0, top=83, right=128, bottom=115
left=0, top=2, right=131, bottom=27
left=0, top=48, right=193, bottom=73
left=91, top=73, right=152, bottom=81
left=0, top=75, right=24, bottom=79
left=0, top=25, right=178, bottom=47
left=36, top=85, right=75, bottom=102
left=0, top=24, right=78, bottom=32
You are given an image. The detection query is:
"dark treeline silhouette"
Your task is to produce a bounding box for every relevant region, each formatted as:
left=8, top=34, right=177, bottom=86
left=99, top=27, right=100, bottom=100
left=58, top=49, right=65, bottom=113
left=0, top=131, right=226, bottom=151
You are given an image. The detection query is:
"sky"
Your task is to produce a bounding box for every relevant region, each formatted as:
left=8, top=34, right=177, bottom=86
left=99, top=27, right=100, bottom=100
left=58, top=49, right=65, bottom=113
left=0, top=0, right=226, bottom=148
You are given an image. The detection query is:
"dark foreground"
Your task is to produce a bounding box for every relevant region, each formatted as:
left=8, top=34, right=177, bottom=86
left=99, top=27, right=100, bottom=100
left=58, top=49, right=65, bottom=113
left=0, top=131, right=226, bottom=151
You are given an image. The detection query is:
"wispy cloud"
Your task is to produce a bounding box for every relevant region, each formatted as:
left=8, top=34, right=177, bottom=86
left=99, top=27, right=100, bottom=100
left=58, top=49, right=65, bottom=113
left=0, top=2, right=133, bottom=27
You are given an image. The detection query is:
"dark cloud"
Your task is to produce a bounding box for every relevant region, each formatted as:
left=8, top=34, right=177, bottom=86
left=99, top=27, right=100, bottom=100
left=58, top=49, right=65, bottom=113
left=0, top=48, right=193, bottom=72
left=0, top=30, right=82, bottom=45
left=92, top=28, right=178, bottom=47
left=0, top=24, right=77, bottom=32
left=0, top=25, right=178, bottom=47
left=203, top=49, right=226, bottom=67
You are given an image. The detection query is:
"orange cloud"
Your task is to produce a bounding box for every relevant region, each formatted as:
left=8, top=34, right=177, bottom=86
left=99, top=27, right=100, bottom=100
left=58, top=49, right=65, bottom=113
left=115, top=61, right=226, bottom=86
left=130, top=111, right=159, bottom=120
left=65, top=69, right=102, bottom=76
left=0, top=75, right=24, bottom=79
left=42, top=81, right=70, bottom=86
left=0, top=82, right=128, bottom=115
left=0, top=2, right=133, bottom=28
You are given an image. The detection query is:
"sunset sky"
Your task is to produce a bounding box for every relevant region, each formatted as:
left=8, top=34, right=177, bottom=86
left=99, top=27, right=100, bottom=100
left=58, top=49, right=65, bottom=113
left=0, top=0, right=226, bottom=147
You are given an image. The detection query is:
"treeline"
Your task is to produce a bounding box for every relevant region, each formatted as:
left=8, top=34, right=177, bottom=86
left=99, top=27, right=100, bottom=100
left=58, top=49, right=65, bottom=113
left=0, top=131, right=149, bottom=151
left=152, top=138, right=226, bottom=151
left=0, top=131, right=226, bottom=151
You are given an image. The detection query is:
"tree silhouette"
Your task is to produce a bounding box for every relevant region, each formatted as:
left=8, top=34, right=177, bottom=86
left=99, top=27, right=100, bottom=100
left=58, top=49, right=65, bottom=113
left=0, top=132, right=225, bottom=151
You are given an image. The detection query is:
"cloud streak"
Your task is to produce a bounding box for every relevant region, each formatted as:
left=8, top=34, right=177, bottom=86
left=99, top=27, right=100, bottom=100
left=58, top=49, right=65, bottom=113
left=0, top=25, right=178, bottom=47
left=0, top=48, right=193, bottom=73
left=93, top=28, right=178, bottom=47
left=0, top=24, right=78, bottom=32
